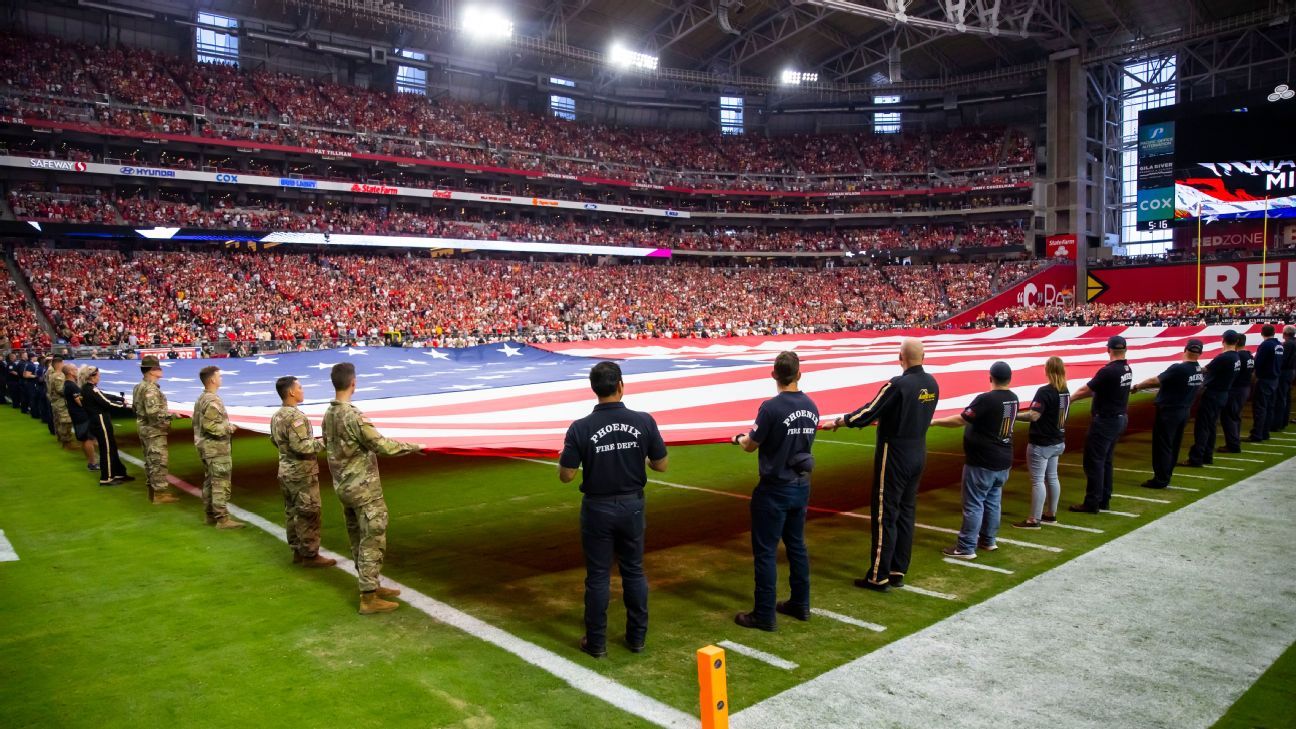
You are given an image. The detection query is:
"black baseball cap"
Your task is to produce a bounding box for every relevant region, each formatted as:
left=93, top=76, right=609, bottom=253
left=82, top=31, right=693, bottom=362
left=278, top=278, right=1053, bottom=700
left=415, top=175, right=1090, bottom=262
left=1185, top=339, right=1204, bottom=353
left=989, top=361, right=1013, bottom=382
left=1106, top=336, right=1127, bottom=350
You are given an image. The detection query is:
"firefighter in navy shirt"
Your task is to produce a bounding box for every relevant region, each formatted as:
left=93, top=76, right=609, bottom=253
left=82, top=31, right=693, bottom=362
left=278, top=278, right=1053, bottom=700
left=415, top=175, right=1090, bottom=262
left=932, top=361, right=1019, bottom=559
left=1249, top=324, right=1284, bottom=442
left=1278, top=325, right=1296, bottom=430
left=1221, top=334, right=1254, bottom=453
left=559, top=361, right=668, bottom=659
left=731, top=352, right=819, bottom=631
left=1133, top=339, right=1204, bottom=489
left=829, top=338, right=939, bottom=592
left=1070, top=336, right=1133, bottom=514
left=1186, top=331, right=1240, bottom=466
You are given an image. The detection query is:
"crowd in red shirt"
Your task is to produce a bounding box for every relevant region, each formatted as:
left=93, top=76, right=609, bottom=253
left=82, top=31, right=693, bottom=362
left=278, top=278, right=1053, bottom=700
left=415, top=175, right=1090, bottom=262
left=14, top=248, right=1041, bottom=347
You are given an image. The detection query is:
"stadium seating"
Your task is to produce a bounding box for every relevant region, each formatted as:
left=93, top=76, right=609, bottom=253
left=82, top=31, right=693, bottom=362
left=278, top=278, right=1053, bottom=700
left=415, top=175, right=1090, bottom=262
left=0, top=31, right=1034, bottom=192
left=1, top=273, right=45, bottom=351
left=14, top=249, right=1041, bottom=347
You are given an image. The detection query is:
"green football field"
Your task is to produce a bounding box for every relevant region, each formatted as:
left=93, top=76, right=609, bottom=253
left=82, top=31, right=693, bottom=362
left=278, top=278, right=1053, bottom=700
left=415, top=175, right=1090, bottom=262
left=0, top=394, right=1292, bottom=728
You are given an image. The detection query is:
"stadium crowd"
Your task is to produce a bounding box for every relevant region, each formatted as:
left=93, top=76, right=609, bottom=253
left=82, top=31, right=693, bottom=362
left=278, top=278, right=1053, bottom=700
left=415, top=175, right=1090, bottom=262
left=0, top=31, right=1033, bottom=192
left=980, top=300, right=1296, bottom=327
left=12, top=248, right=1040, bottom=348
left=1, top=272, right=46, bottom=350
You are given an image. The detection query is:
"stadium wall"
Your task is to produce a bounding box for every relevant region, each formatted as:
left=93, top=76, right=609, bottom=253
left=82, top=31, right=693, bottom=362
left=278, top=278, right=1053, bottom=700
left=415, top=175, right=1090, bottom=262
left=1086, top=257, right=1296, bottom=305
left=942, top=264, right=1077, bottom=326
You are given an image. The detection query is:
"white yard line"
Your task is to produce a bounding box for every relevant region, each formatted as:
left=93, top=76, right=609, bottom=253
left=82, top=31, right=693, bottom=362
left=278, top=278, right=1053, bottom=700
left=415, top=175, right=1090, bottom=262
left=809, top=608, right=887, bottom=633
left=716, top=640, right=799, bottom=670
left=1212, top=456, right=1264, bottom=463
left=1166, top=485, right=1200, bottom=492
left=0, top=529, right=18, bottom=562
left=1202, top=464, right=1244, bottom=471
left=731, top=458, right=1296, bottom=729
left=117, top=453, right=695, bottom=729
left=1099, top=509, right=1139, bottom=518
left=943, top=557, right=1014, bottom=574
left=1246, top=442, right=1296, bottom=450
left=897, top=585, right=958, bottom=601
left=1110, top=493, right=1171, bottom=504
left=1040, top=521, right=1104, bottom=534
left=1057, top=461, right=1222, bottom=481
left=512, top=458, right=1061, bottom=552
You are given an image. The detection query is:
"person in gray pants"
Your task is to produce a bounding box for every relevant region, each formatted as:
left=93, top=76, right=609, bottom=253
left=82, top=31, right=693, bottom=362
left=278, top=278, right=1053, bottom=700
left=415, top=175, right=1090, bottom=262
left=1014, top=356, right=1071, bottom=529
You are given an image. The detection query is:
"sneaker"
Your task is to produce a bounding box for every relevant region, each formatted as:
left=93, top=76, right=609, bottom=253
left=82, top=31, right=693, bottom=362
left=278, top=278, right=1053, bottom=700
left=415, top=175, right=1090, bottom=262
left=1011, top=519, right=1041, bottom=529
left=942, top=546, right=976, bottom=560
left=734, top=611, right=776, bottom=632
left=1041, top=514, right=1058, bottom=523
left=98, top=479, right=116, bottom=487
left=1068, top=503, right=1099, bottom=514
left=775, top=600, right=810, bottom=622
left=853, top=578, right=890, bottom=592
left=978, top=542, right=998, bottom=552
left=112, top=475, right=136, bottom=483
left=887, top=573, right=905, bottom=588
left=87, top=463, right=99, bottom=471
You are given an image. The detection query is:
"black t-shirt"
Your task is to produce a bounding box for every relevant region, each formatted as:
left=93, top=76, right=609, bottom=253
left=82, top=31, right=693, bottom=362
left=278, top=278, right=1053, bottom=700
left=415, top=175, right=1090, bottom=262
left=960, top=389, right=1020, bottom=471
left=1232, top=350, right=1255, bottom=390
left=1027, top=385, right=1069, bottom=447
left=1255, top=338, right=1283, bottom=380
left=64, top=381, right=88, bottom=424
left=560, top=401, right=668, bottom=496
left=1282, top=337, right=1296, bottom=372
left=1087, top=360, right=1133, bottom=417
left=748, top=390, right=819, bottom=487
left=1203, top=350, right=1239, bottom=393
left=1155, top=360, right=1204, bottom=409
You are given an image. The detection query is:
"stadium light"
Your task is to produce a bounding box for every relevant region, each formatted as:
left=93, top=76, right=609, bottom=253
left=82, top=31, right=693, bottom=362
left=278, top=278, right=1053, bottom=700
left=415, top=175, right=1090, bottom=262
left=780, top=69, right=819, bottom=85
left=608, top=42, right=659, bottom=71
left=462, top=6, right=513, bottom=41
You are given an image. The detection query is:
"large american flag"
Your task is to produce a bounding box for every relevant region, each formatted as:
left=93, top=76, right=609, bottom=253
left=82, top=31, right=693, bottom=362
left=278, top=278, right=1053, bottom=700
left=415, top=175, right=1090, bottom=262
left=80, top=325, right=1265, bottom=455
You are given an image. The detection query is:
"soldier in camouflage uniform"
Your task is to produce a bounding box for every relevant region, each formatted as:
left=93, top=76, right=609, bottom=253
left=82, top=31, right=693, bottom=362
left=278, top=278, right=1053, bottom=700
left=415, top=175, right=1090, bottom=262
left=48, top=356, right=76, bottom=449
left=194, top=366, right=244, bottom=529
left=132, top=356, right=181, bottom=505
left=323, top=362, right=423, bottom=614
left=270, top=375, right=335, bottom=568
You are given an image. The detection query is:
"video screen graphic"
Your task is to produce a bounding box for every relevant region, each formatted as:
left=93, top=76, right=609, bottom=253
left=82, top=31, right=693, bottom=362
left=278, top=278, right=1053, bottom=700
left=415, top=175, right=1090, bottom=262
left=1175, top=160, right=1296, bottom=222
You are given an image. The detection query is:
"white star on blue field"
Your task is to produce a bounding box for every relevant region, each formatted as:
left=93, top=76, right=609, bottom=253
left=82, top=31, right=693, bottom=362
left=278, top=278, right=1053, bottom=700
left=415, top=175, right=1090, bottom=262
left=80, top=342, right=764, bottom=407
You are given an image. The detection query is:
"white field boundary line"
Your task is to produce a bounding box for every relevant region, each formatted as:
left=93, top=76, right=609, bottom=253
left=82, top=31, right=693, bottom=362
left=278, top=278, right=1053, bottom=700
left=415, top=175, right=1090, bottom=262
left=1212, top=456, right=1264, bottom=463
left=1166, top=485, right=1200, bottom=492
left=943, top=558, right=1013, bottom=575
left=810, top=608, right=887, bottom=633
left=717, top=640, right=798, bottom=670
left=117, top=453, right=695, bottom=729
left=1202, top=464, right=1245, bottom=471
left=511, top=458, right=1060, bottom=553
left=0, top=529, right=18, bottom=562
left=1110, top=493, right=1171, bottom=504
left=1245, top=443, right=1296, bottom=451
left=898, top=585, right=958, bottom=600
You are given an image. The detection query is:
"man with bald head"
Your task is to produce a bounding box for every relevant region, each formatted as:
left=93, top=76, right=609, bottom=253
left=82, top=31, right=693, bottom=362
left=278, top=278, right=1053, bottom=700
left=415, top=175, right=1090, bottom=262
left=829, top=337, right=940, bottom=592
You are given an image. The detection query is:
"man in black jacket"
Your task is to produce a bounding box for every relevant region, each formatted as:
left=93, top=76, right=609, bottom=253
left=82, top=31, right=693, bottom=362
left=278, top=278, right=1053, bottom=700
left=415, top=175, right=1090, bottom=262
left=829, top=338, right=939, bottom=592
left=1250, top=324, right=1284, bottom=442
left=1277, top=325, right=1296, bottom=430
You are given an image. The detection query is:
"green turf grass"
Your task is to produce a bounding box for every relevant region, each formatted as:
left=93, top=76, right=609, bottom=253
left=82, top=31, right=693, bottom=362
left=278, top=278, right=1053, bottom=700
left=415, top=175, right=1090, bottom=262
left=1211, top=638, right=1296, bottom=729
left=1, top=392, right=1293, bottom=727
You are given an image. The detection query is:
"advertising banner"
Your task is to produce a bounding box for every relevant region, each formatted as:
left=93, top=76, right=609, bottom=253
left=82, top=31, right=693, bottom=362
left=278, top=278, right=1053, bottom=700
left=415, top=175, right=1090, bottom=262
left=1045, top=234, right=1077, bottom=260
left=943, top=264, right=1076, bottom=326
left=1085, top=257, right=1296, bottom=304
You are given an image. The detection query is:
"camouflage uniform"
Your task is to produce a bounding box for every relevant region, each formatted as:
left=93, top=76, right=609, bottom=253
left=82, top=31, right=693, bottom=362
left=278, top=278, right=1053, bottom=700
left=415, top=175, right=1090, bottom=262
left=47, top=368, right=74, bottom=446
left=322, top=399, right=421, bottom=592
left=270, top=404, right=325, bottom=558
left=193, top=391, right=237, bottom=522
left=133, top=379, right=176, bottom=497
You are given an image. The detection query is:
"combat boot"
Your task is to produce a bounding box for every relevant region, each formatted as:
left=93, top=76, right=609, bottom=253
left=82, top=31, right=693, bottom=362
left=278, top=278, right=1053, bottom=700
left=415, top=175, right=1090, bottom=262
left=298, top=554, right=337, bottom=568
left=375, top=585, right=401, bottom=598
left=358, top=592, right=399, bottom=614
left=214, top=516, right=246, bottom=530
left=151, top=491, right=180, bottom=505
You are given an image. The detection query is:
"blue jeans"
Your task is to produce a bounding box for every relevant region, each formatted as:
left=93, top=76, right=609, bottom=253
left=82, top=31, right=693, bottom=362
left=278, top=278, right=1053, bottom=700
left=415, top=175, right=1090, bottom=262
left=580, top=495, right=647, bottom=650
left=750, top=479, right=810, bottom=625
left=1025, top=442, right=1065, bottom=520
left=957, top=465, right=1009, bottom=553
